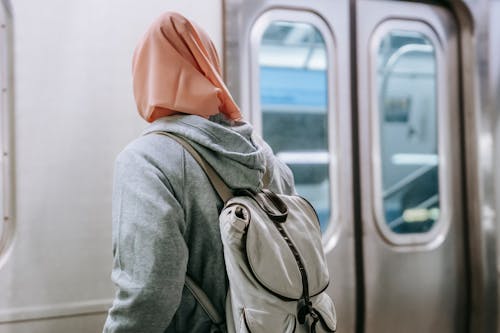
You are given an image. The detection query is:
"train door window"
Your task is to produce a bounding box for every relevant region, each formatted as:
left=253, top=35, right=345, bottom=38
left=372, top=23, right=443, bottom=238
left=251, top=11, right=337, bottom=234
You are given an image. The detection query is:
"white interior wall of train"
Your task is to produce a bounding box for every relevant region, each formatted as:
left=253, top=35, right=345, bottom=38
left=0, top=0, right=223, bottom=332
left=0, top=0, right=499, bottom=333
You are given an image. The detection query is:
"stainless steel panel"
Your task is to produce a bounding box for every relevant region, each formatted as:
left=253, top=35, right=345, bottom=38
left=0, top=0, right=223, bottom=331
left=494, top=1, right=500, bottom=273
left=453, top=1, right=498, bottom=332
left=224, top=1, right=356, bottom=332
left=357, top=1, right=466, bottom=332
left=0, top=0, right=14, bottom=270
left=489, top=1, right=500, bottom=332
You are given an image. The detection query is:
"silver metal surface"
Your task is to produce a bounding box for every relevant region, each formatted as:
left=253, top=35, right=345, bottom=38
left=494, top=2, right=500, bottom=273
left=224, top=1, right=356, bottom=332
left=0, top=0, right=14, bottom=269
left=453, top=1, right=498, bottom=332
left=494, top=2, right=500, bottom=332
left=357, top=1, right=466, bottom=332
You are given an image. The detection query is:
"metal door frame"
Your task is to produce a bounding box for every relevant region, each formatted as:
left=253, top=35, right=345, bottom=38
left=448, top=1, right=498, bottom=332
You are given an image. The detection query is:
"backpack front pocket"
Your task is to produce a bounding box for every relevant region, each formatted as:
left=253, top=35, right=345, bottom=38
left=240, top=308, right=296, bottom=333
left=308, top=293, right=337, bottom=332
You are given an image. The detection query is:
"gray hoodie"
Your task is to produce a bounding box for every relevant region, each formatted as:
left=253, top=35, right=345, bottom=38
left=103, top=115, right=295, bottom=332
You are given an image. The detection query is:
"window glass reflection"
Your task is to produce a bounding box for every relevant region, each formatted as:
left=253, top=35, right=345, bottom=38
left=259, top=21, right=331, bottom=232
left=377, top=30, right=439, bottom=234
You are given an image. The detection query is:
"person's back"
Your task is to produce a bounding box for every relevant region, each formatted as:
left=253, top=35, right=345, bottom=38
left=103, top=12, right=295, bottom=333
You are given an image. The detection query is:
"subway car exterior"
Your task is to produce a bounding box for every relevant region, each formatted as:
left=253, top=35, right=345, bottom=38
left=0, top=0, right=498, bottom=332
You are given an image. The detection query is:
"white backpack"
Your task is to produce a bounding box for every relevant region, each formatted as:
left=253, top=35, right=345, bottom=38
left=159, top=132, right=337, bottom=333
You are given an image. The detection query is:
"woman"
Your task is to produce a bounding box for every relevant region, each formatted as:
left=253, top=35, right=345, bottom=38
left=102, top=12, right=295, bottom=332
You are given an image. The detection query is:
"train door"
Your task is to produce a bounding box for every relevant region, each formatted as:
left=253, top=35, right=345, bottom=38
left=225, top=0, right=466, bottom=332
left=356, top=1, right=466, bottom=332
left=225, top=0, right=356, bottom=331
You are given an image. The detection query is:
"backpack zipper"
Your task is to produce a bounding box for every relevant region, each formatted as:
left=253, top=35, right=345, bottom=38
left=272, top=219, right=312, bottom=322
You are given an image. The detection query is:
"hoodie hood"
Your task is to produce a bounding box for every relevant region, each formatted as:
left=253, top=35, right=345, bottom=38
left=143, top=115, right=266, bottom=191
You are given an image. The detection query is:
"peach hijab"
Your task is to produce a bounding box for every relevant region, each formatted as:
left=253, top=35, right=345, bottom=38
left=132, top=12, right=241, bottom=122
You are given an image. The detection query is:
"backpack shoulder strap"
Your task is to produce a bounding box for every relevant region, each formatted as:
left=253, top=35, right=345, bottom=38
left=151, top=131, right=233, bottom=203
left=185, top=275, right=225, bottom=327
left=151, top=131, right=227, bottom=328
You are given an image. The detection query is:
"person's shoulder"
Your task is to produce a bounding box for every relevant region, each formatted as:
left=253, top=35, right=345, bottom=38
left=120, top=132, right=182, bottom=158
left=115, top=132, right=184, bottom=172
